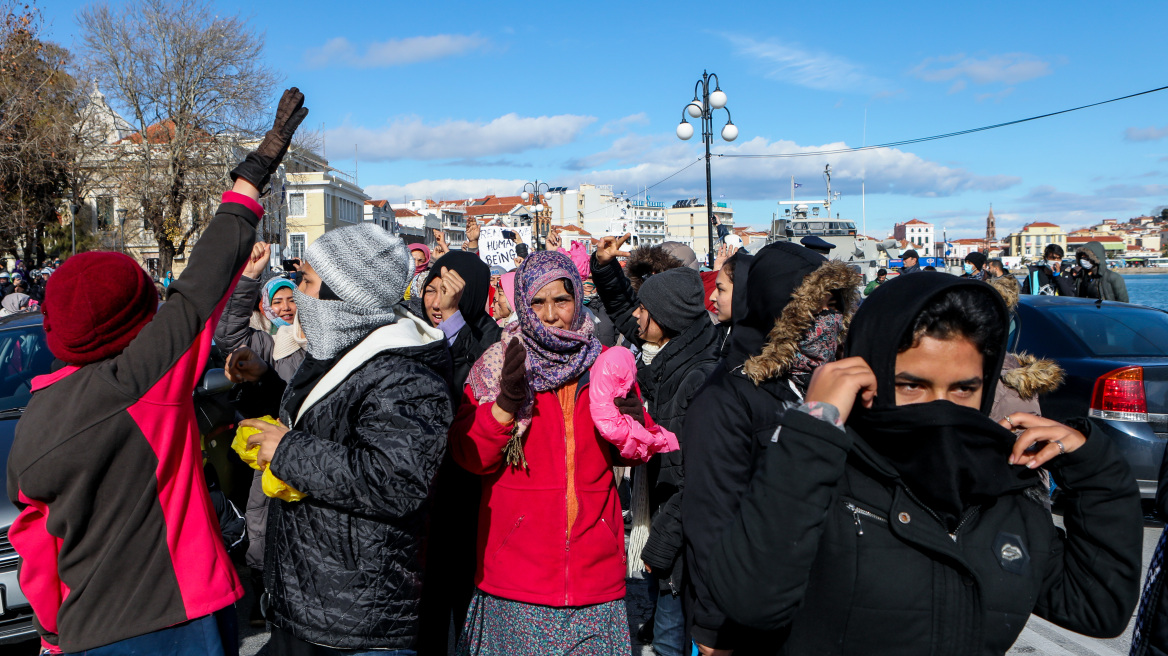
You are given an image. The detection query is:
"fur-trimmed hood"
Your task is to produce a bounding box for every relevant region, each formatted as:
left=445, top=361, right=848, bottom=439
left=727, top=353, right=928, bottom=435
left=999, top=352, right=1064, bottom=400
left=1075, top=241, right=1108, bottom=269
left=742, top=260, right=861, bottom=384
left=626, top=245, right=685, bottom=292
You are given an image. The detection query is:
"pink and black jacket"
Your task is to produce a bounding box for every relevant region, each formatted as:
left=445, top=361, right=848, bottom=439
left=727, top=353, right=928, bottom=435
left=5, top=192, right=262, bottom=653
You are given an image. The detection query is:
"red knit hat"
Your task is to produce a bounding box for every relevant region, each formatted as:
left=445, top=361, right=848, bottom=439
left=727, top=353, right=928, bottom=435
left=43, top=252, right=158, bottom=365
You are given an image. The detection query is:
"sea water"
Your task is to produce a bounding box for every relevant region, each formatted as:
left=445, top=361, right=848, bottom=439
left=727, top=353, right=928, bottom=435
left=1123, top=274, right=1168, bottom=311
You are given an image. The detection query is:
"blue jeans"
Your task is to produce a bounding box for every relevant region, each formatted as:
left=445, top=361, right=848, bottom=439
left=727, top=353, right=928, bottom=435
left=652, top=583, right=686, bottom=656
left=65, top=612, right=234, bottom=655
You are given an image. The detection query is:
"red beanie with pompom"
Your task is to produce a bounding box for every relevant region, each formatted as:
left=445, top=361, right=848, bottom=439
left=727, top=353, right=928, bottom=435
left=43, top=252, right=158, bottom=365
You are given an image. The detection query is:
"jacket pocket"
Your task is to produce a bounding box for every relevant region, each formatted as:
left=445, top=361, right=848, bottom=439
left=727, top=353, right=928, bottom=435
left=600, top=518, right=625, bottom=563
left=494, top=515, right=524, bottom=558
left=841, top=498, right=888, bottom=536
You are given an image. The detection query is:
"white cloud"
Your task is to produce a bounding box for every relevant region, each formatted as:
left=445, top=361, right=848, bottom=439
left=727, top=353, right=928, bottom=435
left=1125, top=125, right=1168, bottom=142
left=304, top=34, right=490, bottom=69
left=365, top=178, right=529, bottom=202
left=912, top=53, right=1053, bottom=86
left=564, top=135, right=689, bottom=171
left=328, top=113, right=597, bottom=162
left=725, top=35, right=887, bottom=93
left=558, top=135, right=1019, bottom=202
left=598, top=113, right=650, bottom=136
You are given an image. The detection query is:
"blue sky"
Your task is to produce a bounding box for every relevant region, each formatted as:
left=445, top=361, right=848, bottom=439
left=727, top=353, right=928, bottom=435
left=40, top=0, right=1168, bottom=238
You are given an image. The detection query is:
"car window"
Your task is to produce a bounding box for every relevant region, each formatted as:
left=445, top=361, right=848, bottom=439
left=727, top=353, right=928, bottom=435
left=0, top=325, right=53, bottom=411
left=1049, top=306, right=1168, bottom=356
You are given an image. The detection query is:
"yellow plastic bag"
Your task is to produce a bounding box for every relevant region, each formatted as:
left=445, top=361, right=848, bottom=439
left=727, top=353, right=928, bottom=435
left=232, top=415, right=307, bottom=502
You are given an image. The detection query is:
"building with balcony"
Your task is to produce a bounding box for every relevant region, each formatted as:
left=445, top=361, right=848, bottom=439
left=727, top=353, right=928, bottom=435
left=665, top=199, right=734, bottom=260
left=283, top=166, right=371, bottom=261
left=1006, top=222, right=1067, bottom=261
left=630, top=200, right=667, bottom=246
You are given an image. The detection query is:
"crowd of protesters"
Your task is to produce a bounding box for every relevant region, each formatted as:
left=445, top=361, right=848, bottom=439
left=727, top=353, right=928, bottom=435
left=1, top=88, right=1156, bottom=656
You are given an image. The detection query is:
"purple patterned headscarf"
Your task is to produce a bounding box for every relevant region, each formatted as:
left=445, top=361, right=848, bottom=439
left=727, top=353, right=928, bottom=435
left=468, top=251, right=602, bottom=466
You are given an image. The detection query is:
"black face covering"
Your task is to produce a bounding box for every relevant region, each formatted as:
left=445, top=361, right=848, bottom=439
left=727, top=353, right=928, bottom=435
left=725, top=243, right=822, bottom=368
left=423, top=250, right=493, bottom=339
left=845, top=273, right=1038, bottom=530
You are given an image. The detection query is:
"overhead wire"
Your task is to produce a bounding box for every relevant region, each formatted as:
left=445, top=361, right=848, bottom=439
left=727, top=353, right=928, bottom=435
left=714, top=84, right=1168, bottom=159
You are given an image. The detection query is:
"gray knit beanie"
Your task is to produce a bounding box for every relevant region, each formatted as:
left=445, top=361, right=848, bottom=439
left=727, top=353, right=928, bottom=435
left=638, top=267, right=706, bottom=335
left=659, top=241, right=699, bottom=270
left=304, top=223, right=411, bottom=308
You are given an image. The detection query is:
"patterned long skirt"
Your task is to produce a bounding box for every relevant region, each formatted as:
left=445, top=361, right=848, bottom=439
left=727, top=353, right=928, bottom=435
left=456, top=589, right=631, bottom=656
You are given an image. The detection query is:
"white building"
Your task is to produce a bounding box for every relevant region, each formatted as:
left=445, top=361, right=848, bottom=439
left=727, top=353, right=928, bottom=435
left=363, top=200, right=395, bottom=232
left=893, top=219, right=936, bottom=257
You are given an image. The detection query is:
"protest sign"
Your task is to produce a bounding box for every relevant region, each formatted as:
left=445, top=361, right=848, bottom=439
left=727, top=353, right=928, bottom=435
left=479, top=226, right=532, bottom=271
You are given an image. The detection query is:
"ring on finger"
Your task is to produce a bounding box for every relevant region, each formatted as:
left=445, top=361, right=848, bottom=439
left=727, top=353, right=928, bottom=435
left=1004, top=415, right=1014, bottom=428
left=1055, top=440, right=1065, bottom=455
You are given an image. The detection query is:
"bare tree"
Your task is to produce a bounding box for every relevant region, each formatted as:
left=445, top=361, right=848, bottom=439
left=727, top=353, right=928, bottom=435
left=77, top=0, right=278, bottom=272
left=0, top=2, right=78, bottom=263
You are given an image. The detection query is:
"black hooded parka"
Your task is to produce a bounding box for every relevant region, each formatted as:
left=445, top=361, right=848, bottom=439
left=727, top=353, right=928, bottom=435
left=681, top=242, right=859, bottom=651
left=704, top=273, right=1143, bottom=656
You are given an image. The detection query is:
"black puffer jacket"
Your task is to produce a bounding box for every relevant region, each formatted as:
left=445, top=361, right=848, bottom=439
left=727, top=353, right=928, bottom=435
left=265, top=310, right=453, bottom=651
left=707, top=411, right=1142, bottom=655
left=590, top=254, right=720, bottom=591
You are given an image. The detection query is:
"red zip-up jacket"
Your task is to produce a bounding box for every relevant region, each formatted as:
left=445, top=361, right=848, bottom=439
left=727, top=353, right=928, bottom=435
left=450, top=374, right=652, bottom=607
left=6, top=192, right=260, bottom=653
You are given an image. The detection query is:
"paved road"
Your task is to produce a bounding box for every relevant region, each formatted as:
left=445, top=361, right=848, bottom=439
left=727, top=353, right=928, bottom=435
left=12, top=518, right=1162, bottom=655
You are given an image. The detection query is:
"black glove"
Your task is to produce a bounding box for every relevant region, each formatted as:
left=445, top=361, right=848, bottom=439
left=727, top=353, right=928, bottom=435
left=495, top=338, right=528, bottom=416
left=230, top=87, right=310, bottom=193
left=614, top=388, right=646, bottom=426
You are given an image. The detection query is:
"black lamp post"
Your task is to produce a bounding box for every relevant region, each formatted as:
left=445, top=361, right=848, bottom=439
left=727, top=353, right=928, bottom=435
left=521, top=180, right=551, bottom=249
left=677, top=70, right=738, bottom=267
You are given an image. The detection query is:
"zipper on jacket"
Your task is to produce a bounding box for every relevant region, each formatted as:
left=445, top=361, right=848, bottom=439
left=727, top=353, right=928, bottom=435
left=844, top=501, right=888, bottom=536
left=902, top=487, right=981, bottom=542
left=948, top=506, right=980, bottom=542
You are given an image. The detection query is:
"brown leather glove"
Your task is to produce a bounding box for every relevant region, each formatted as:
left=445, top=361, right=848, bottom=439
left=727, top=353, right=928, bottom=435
left=231, top=87, right=310, bottom=193
left=495, top=338, right=528, bottom=416
left=614, top=388, right=646, bottom=426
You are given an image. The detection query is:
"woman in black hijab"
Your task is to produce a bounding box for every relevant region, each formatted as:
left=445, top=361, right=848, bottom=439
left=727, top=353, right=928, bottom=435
left=703, top=272, right=1143, bottom=656
left=417, top=249, right=502, bottom=655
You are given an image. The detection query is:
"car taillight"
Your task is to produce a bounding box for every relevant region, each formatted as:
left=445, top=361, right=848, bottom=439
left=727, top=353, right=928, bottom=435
left=1090, top=366, right=1147, bottom=421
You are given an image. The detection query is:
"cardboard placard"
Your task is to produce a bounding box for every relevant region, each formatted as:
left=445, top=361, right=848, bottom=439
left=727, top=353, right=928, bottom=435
left=479, top=226, right=533, bottom=271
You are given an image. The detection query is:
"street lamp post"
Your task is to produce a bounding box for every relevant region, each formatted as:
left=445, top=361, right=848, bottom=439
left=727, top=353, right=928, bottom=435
left=677, top=70, right=738, bottom=267
left=521, top=180, right=551, bottom=249
left=116, top=208, right=128, bottom=254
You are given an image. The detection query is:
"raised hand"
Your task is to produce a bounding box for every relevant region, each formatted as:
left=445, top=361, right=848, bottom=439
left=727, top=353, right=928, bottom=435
left=803, top=356, right=878, bottom=423
left=438, top=266, right=466, bottom=317
left=713, top=243, right=732, bottom=271
left=231, top=87, right=309, bottom=194
left=1001, top=413, right=1086, bottom=469
left=546, top=228, right=562, bottom=251
left=243, top=242, right=272, bottom=279
left=595, top=233, right=631, bottom=265
left=432, top=229, right=449, bottom=257
left=464, top=217, right=481, bottom=248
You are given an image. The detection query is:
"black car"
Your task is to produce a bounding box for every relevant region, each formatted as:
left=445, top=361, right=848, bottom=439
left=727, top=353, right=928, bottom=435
left=1011, top=294, right=1168, bottom=498
left=0, top=310, right=238, bottom=646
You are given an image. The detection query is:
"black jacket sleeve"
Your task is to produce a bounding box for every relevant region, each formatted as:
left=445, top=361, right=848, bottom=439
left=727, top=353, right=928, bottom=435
left=681, top=376, right=763, bottom=648
left=108, top=199, right=258, bottom=398
left=214, top=274, right=276, bottom=362
left=642, top=367, right=709, bottom=574
left=706, top=409, right=852, bottom=632
left=1034, top=421, right=1143, bottom=638
left=268, top=360, right=453, bottom=521
left=590, top=254, right=642, bottom=347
